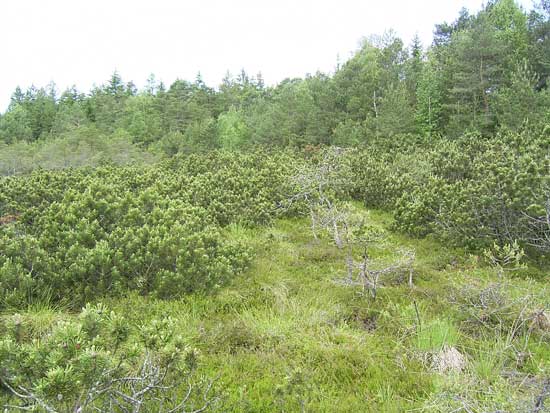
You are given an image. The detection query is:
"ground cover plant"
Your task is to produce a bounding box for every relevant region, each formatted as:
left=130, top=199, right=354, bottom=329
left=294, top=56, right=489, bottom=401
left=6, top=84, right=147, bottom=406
left=1, top=149, right=549, bottom=412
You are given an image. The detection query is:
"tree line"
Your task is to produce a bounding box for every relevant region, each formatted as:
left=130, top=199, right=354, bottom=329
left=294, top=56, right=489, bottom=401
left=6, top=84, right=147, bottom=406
left=1, top=0, right=548, bottom=155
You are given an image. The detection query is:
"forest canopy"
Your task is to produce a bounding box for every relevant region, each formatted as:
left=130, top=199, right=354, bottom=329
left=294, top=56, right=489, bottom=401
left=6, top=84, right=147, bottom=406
left=1, top=0, right=548, bottom=165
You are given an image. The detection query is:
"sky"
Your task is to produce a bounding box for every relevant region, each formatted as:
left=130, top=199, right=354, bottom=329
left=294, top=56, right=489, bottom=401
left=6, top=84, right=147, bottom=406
left=1, top=0, right=534, bottom=111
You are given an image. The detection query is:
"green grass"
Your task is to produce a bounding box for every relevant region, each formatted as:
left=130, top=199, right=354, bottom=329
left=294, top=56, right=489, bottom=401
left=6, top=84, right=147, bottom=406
left=4, top=206, right=550, bottom=412
left=415, top=319, right=460, bottom=352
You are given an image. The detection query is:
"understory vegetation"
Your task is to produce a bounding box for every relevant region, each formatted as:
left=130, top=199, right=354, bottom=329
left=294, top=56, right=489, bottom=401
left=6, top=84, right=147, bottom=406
left=1, top=0, right=550, bottom=411
left=1, top=210, right=549, bottom=411
left=0, top=148, right=549, bottom=412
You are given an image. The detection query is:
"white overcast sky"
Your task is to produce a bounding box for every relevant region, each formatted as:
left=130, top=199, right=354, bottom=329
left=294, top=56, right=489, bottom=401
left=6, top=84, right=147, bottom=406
left=1, top=0, right=534, bottom=111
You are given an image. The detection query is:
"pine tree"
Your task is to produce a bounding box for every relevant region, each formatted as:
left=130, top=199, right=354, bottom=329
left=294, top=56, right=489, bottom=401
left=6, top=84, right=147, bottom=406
left=415, top=56, right=443, bottom=136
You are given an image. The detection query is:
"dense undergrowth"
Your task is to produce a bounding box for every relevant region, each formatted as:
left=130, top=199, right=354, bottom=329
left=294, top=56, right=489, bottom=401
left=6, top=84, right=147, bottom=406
left=0, top=146, right=548, bottom=411
left=0, top=151, right=299, bottom=307
left=1, top=212, right=549, bottom=411
left=352, top=129, right=550, bottom=252
left=2, top=134, right=548, bottom=310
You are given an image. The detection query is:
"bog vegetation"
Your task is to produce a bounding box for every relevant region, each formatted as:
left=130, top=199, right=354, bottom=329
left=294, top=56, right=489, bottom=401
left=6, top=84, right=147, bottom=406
left=1, top=0, right=550, bottom=411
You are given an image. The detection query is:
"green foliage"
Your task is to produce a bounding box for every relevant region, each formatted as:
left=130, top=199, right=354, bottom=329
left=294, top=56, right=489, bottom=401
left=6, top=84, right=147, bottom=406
left=217, top=107, right=250, bottom=150
left=333, top=33, right=408, bottom=123
left=1, top=1, right=548, bottom=151
left=0, top=4, right=549, bottom=411
left=0, top=151, right=302, bottom=308
left=389, top=132, right=549, bottom=249
left=0, top=304, right=213, bottom=412
left=494, top=61, right=550, bottom=131
left=367, top=82, right=416, bottom=138
left=0, top=127, right=155, bottom=176
left=415, top=57, right=444, bottom=135
left=182, top=117, right=218, bottom=152
left=332, top=119, right=365, bottom=146
left=120, top=93, right=163, bottom=145
left=0, top=104, right=32, bottom=143
left=0, top=201, right=548, bottom=412
left=483, top=240, right=526, bottom=273
left=0, top=185, right=248, bottom=305
left=153, top=131, right=186, bottom=156
left=349, top=142, right=432, bottom=209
